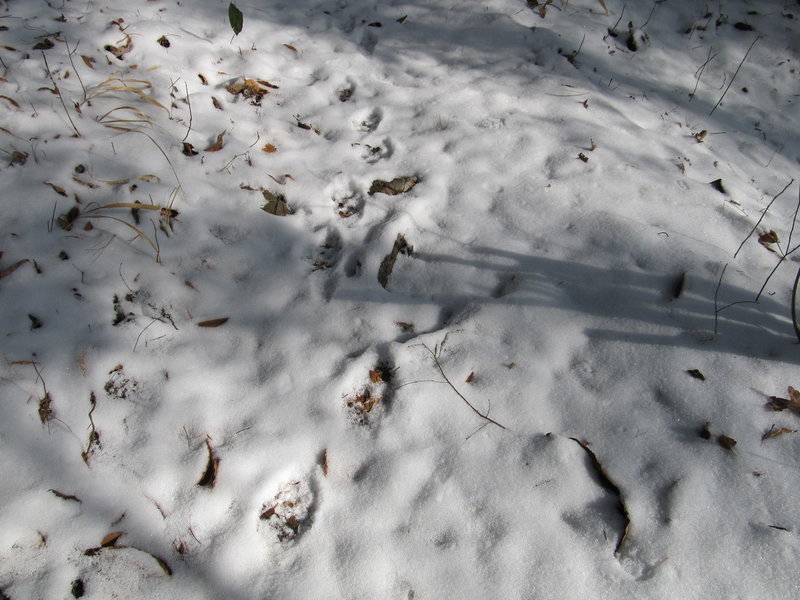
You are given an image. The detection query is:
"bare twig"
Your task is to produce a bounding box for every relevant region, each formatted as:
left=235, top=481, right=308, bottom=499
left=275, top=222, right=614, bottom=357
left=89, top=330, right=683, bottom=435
left=421, top=343, right=507, bottom=431
left=710, top=36, right=760, bottom=116
left=42, top=52, right=81, bottom=137
left=734, top=179, right=793, bottom=259
left=181, top=81, right=192, bottom=142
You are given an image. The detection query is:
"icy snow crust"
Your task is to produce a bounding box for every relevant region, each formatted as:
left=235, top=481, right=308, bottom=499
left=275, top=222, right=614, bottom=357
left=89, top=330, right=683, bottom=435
left=1, top=0, right=799, bottom=598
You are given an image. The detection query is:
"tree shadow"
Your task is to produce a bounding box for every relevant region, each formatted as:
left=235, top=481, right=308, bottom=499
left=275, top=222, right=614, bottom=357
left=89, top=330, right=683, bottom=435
left=334, top=243, right=799, bottom=364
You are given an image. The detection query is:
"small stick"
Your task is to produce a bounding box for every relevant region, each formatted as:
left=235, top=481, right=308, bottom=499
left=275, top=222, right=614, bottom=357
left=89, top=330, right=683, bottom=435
left=422, top=343, right=507, bottom=430
left=181, top=81, right=192, bottom=142
left=42, top=51, right=81, bottom=137
left=710, top=36, right=760, bottom=116
left=733, top=179, right=793, bottom=259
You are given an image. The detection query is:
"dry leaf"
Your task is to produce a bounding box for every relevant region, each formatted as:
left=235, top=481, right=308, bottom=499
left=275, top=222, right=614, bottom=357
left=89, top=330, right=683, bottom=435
left=717, top=434, right=737, bottom=450
left=81, top=55, right=96, bottom=69
left=198, top=73, right=208, bottom=85
left=762, top=426, right=796, bottom=440
left=578, top=152, right=589, bottom=163
left=694, top=129, right=708, bottom=142
left=0, top=258, right=29, bottom=279
left=197, top=438, right=219, bottom=487
left=262, top=143, right=277, bottom=153
left=104, top=35, right=133, bottom=60
left=49, top=489, right=82, bottom=503
left=283, top=44, right=298, bottom=53
left=212, top=96, right=223, bottom=110
left=766, top=386, right=800, bottom=415
left=709, top=179, right=726, bottom=194
left=33, top=38, right=54, bottom=50
left=157, top=35, right=170, bottom=48
left=181, top=142, right=198, bottom=156
left=687, top=369, right=705, bottom=381
left=368, top=176, right=418, bottom=196
left=197, top=317, right=229, bottom=327
left=101, top=531, right=125, bottom=547
left=465, top=372, right=475, bottom=383
left=204, top=130, right=225, bottom=151
left=758, top=230, right=779, bottom=253
left=369, top=369, right=383, bottom=383
left=261, top=190, right=292, bottom=216
left=45, top=181, right=68, bottom=196
left=0, top=95, right=20, bottom=109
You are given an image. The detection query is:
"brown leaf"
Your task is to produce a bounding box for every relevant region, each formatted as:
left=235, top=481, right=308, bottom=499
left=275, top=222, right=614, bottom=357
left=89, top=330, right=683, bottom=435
left=33, top=38, right=54, bottom=50
left=283, top=44, right=298, bottom=53
left=395, top=321, right=414, bottom=332
left=80, top=55, right=96, bottom=69
left=320, top=449, right=328, bottom=476
left=204, top=130, right=225, bottom=152
left=157, top=35, right=170, bottom=48
left=197, top=317, right=228, bottom=327
left=262, top=143, right=277, bottom=153
left=762, top=426, right=796, bottom=440
left=261, top=190, right=292, bottom=216
left=0, top=258, right=29, bottom=279
left=38, top=392, right=52, bottom=422
left=369, top=369, right=383, bottom=383
left=45, top=181, right=68, bottom=196
left=197, top=438, right=219, bottom=487
left=578, top=152, right=589, bottom=163
left=257, top=80, right=279, bottom=89
left=758, top=230, right=779, bottom=253
left=0, top=95, right=20, bottom=109
left=368, top=176, right=418, bottom=196
left=717, top=434, right=737, bottom=450
left=198, top=73, right=208, bottom=85
left=104, top=35, right=133, bottom=60
left=212, top=96, right=223, bottom=110
left=101, top=531, right=125, bottom=547
left=465, top=372, right=475, bottom=383
left=181, top=142, right=198, bottom=156
left=766, top=387, right=800, bottom=414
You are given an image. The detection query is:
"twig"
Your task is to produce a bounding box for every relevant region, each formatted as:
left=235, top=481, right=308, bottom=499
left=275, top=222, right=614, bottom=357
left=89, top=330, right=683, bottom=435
left=181, top=81, right=192, bottom=142
left=421, top=343, right=507, bottom=430
left=64, top=38, right=87, bottom=101
left=42, top=51, right=81, bottom=137
left=734, top=179, right=794, bottom=259
left=710, top=36, right=760, bottom=116
left=690, top=47, right=717, bottom=100
left=792, top=265, right=800, bottom=343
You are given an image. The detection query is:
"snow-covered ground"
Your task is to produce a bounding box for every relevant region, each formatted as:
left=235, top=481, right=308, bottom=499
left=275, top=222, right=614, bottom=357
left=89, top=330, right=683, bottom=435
left=1, top=0, right=799, bottom=597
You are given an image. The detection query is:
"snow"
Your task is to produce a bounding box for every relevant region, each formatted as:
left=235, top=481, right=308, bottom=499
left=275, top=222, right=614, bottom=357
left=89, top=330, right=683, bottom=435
left=1, top=0, right=800, bottom=598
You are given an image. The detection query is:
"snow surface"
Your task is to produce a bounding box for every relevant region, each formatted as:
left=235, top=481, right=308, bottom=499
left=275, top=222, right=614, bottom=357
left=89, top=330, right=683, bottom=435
left=1, top=0, right=800, bottom=598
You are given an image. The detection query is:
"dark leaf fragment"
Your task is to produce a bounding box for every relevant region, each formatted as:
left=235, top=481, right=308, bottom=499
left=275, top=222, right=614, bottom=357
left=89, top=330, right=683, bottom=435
left=197, top=438, right=219, bottom=487
left=718, top=434, right=737, bottom=450
left=181, top=142, right=198, bottom=156
left=709, top=179, right=726, bottom=194
left=687, top=369, right=705, bottom=381
left=49, top=489, right=82, bottom=503
left=229, top=3, right=244, bottom=36
left=378, top=233, right=411, bottom=288
left=368, top=176, right=418, bottom=196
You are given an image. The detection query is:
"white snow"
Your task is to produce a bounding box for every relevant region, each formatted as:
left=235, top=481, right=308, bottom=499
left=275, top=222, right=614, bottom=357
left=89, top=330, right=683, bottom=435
left=1, top=0, right=800, bottom=598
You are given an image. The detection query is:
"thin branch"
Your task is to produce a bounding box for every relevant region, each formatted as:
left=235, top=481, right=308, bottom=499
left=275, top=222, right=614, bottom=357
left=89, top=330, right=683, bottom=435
left=734, top=179, right=794, bottom=259
left=421, top=343, right=507, bottom=430
left=42, top=51, right=81, bottom=137
left=181, top=81, right=192, bottom=142
left=710, top=36, right=760, bottom=116
left=792, top=265, right=800, bottom=343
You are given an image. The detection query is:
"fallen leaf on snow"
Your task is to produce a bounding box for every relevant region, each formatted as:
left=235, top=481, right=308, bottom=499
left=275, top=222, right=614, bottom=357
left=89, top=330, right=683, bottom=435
left=368, top=176, right=418, bottom=196
left=204, top=130, right=225, bottom=151
left=104, top=35, right=134, bottom=60
left=197, top=317, right=229, bottom=327
left=762, top=426, right=796, bottom=440
left=766, top=386, right=800, bottom=414
left=101, top=531, right=125, bottom=547
left=261, top=189, right=292, bottom=216
left=262, top=143, right=277, bottom=153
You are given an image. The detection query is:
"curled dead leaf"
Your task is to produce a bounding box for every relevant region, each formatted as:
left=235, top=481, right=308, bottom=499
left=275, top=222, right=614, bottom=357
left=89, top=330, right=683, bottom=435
left=368, top=176, right=418, bottom=196
left=101, top=531, right=125, bottom=547
left=197, top=317, right=228, bottom=327
left=204, top=130, right=225, bottom=152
